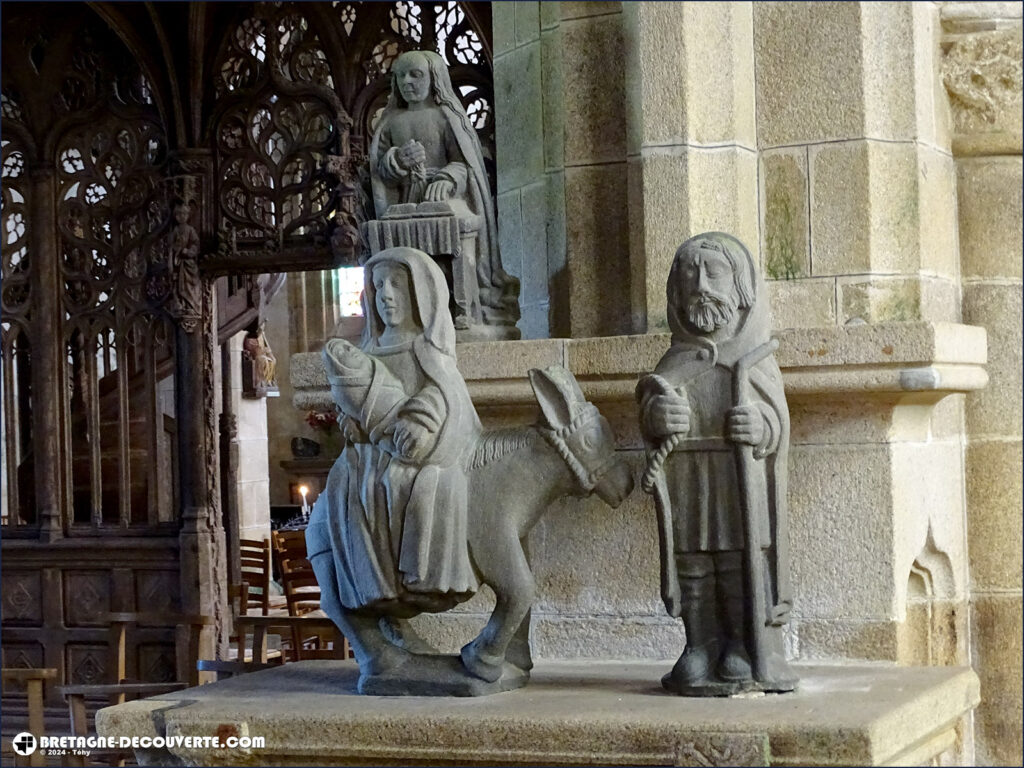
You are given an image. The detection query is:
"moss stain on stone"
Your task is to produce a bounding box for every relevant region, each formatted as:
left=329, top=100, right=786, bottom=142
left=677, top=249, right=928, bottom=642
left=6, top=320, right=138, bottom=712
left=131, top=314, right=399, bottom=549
left=764, top=162, right=803, bottom=281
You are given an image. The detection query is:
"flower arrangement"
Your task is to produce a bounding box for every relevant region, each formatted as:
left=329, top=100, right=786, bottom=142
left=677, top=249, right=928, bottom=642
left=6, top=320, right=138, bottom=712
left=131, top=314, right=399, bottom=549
left=305, top=408, right=339, bottom=433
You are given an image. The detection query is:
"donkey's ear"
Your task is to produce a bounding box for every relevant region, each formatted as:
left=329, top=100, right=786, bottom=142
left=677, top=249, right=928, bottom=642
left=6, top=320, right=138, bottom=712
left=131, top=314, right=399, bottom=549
left=528, top=366, right=582, bottom=429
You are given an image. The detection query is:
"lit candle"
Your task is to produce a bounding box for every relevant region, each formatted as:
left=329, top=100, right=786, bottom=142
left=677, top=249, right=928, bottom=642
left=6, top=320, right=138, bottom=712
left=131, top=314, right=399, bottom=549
left=299, top=485, right=310, bottom=516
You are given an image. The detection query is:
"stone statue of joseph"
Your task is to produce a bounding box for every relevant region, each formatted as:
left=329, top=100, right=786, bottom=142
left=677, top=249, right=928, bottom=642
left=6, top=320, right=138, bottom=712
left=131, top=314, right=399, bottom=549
left=637, top=232, right=797, bottom=695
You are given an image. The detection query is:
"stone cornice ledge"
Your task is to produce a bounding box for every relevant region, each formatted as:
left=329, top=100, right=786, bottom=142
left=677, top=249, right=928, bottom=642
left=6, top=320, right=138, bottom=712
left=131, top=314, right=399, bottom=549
left=291, top=322, right=987, bottom=410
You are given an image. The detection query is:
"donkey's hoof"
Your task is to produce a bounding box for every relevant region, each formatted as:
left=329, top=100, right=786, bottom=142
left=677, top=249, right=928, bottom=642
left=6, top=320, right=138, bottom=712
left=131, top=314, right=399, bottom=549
left=460, top=640, right=503, bottom=683
left=362, top=645, right=413, bottom=678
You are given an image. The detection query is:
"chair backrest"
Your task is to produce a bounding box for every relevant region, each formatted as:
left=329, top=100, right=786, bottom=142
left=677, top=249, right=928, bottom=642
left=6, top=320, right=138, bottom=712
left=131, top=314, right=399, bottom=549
left=271, top=529, right=308, bottom=571
left=271, top=531, right=321, bottom=616
left=280, top=558, right=322, bottom=617
left=233, top=616, right=350, bottom=664
left=238, top=538, right=272, bottom=615
left=105, top=612, right=213, bottom=689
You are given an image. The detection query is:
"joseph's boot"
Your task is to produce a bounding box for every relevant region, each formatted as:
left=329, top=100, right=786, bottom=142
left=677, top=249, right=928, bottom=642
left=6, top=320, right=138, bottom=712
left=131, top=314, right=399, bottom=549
left=716, top=552, right=753, bottom=684
left=663, top=556, right=719, bottom=693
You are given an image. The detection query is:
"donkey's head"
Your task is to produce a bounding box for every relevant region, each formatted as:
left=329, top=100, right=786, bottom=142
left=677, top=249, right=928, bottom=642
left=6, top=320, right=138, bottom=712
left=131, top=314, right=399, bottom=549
left=528, top=366, right=634, bottom=508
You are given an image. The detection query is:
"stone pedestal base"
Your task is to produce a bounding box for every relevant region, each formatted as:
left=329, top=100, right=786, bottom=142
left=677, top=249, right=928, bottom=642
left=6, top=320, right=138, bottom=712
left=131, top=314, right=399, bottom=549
left=96, top=660, right=978, bottom=767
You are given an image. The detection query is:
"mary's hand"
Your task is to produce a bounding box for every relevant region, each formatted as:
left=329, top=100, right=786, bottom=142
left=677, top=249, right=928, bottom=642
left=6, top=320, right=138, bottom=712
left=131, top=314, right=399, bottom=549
left=424, top=179, right=454, bottom=201
left=397, top=140, right=426, bottom=170
left=392, top=418, right=433, bottom=462
left=342, top=416, right=368, bottom=444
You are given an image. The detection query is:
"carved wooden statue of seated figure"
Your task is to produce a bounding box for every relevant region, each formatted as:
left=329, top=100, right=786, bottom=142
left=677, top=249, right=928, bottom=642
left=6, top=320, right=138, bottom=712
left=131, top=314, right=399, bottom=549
left=307, top=246, right=634, bottom=696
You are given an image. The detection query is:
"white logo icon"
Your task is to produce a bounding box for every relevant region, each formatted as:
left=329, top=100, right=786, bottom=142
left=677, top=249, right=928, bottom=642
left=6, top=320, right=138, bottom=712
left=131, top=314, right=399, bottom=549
left=12, top=732, right=37, bottom=756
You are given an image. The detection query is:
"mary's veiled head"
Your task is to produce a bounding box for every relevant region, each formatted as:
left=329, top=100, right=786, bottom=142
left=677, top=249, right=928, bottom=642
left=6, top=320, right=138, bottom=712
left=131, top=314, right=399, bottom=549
left=361, top=247, right=456, bottom=356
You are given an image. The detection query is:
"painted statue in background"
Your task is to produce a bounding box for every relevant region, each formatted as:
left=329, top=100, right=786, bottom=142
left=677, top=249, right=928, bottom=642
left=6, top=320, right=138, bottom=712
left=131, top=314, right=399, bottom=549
left=307, top=246, right=634, bottom=696
left=366, top=50, right=520, bottom=340
left=637, top=232, right=798, bottom=696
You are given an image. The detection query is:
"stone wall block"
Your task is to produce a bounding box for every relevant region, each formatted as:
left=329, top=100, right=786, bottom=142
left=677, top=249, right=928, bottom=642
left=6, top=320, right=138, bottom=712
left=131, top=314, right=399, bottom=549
left=913, top=2, right=952, bottom=151
left=957, top=157, right=1023, bottom=280
left=545, top=170, right=569, bottom=337
left=530, top=615, right=685, bottom=660
left=838, top=276, right=960, bottom=325
left=860, top=3, right=919, bottom=142
left=966, top=439, right=1024, bottom=590
left=632, top=149, right=759, bottom=333
left=794, top=618, right=899, bottom=662
left=237, top=480, right=272, bottom=536
left=235, top=437, right=270, bottom=484
left=529, top=455, right=664, bottom=617
left=497, top=188, right=524, bottom=284
left=561, top=13, right=626, bottom=165
left=520, top=181, right=549, bottom=305
left=970, top=594, right=1024, bottom=766
left=929, top=393, right=966, bottom=440
left=766, top=279, right=836, bottom=329
left=540, top=28, right=565, bottom=171
left=540, top=0, right=561, bottom=30
left=809, top=141, right=872, bottom=275
left=754, top=2, right=866, bottom=147
left=495, top=43, right=544, bottom=193
left=915, top=147, right=959, bottom=279
left=788, top=443, right=896, bottom=620
left=962, top=283, right=1023, bottom=437
left=565, top=164, right=631, bottom=337
left=493, top=1, right=516, bottom=57
left=625, top=2, right=755, bottom=152
left=866, top=142, right=922, bottom=275
left=515, top=1, right=540, bottom=46
left=789, top=400, right=894, bottom=446
left=560, top=1, right=621, bottom=21
left=760, top=148, right=810, bottom=280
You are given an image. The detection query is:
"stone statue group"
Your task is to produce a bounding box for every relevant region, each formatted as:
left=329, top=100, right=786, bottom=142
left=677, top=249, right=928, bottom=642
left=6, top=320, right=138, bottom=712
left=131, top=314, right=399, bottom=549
left=307, top=52, right=797, bottom=698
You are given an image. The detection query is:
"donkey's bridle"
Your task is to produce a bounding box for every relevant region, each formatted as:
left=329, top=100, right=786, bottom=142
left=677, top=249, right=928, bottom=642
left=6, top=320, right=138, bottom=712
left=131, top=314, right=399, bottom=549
left=537, top=404, right=618, bottom=492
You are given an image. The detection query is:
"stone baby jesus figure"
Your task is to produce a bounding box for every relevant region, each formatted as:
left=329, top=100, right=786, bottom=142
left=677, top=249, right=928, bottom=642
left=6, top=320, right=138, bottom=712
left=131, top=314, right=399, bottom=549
left=638, top=232, right=798, bottom=697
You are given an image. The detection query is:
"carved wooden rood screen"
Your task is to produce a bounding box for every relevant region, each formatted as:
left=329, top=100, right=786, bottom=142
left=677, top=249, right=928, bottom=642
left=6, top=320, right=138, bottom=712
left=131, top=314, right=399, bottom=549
left=1, top=0, right=494, bottom=725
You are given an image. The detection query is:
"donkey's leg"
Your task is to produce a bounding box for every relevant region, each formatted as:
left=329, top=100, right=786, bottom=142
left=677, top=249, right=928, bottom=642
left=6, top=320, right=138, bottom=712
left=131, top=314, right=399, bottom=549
left=460, top=537, right=535, bottom=682
left=505, top=607, right=533, bottom=672
left=309, top=552, right=410, bottom=677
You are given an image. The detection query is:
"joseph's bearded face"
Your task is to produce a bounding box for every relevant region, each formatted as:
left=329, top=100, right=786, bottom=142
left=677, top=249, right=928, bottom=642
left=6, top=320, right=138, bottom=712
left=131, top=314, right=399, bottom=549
left=679, top=248, right=739, bottom=334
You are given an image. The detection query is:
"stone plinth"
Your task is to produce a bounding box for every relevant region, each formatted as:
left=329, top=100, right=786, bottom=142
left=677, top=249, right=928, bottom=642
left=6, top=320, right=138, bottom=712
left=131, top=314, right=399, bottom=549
left=96, top=660, right=979, bottom=767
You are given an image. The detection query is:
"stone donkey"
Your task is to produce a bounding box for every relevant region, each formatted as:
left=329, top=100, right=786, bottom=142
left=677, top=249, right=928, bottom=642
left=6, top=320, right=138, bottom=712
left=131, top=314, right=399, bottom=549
left=308, top=365, right=634, bottom=695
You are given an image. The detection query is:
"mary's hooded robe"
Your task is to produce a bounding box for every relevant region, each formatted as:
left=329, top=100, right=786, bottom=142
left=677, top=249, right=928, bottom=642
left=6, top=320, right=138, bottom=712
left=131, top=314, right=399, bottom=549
left=307, top=247, right=481, bottom=617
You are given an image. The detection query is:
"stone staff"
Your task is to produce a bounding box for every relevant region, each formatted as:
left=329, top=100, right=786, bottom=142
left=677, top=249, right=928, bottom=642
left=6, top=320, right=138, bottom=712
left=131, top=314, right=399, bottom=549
left=732, top=337, right=779, bottom=683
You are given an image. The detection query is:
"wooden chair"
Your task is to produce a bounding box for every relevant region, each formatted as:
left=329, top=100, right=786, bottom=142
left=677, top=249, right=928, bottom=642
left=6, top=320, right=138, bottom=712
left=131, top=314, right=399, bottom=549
left=237, top=538, right=273, bottom=615
left=197, top=585, right=283, bottom=680
left=58, top=612, right=212, bottom=767
left=233, top=615, right=351, bottom=664
left=271, top=530, right=322, bottom=616
left=1, top=667, right=58, bottom=767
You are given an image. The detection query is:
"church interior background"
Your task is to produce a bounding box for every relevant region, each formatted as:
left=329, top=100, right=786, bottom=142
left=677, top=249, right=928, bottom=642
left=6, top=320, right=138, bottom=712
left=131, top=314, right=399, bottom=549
left=1, top=1, right=1021, bottom=765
